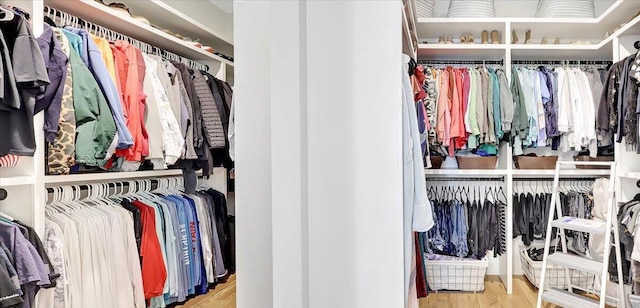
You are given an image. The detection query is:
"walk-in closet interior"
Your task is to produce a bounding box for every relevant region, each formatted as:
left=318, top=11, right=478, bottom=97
left=405, top=0, right=640, bottom=307
left=5, top=0, right=640, bottom=307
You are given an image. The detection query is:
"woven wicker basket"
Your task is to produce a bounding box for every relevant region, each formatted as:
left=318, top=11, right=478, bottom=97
left=456, top=156, right=498, bottom=169
left=514, top=156, right=558, bottom=169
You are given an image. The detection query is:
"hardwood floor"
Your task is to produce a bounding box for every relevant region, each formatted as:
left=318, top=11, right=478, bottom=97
left=176, top=275, right=236, bottom=308
left=175, top=275, right=600, bottom=307
left=420, top=276, right=565, bottom=308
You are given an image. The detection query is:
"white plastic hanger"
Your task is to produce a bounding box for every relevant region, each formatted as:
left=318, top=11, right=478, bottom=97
left=0, top=6, right=14, bottom=22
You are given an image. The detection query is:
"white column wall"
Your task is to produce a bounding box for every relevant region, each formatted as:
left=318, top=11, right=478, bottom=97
left=234, top=1, right=274, bottom=307
left=234, top=0, right=405, bottom=307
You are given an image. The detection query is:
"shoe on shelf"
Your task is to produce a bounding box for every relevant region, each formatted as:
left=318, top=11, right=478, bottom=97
left=468, top=34, right=475, bottom=44
left=511, top=30, right=519, bottom=44
left=481, top=30, right=489, bottom=44
left=524, top=29, right=532, bottom=44
left=554, top=38, right=561, bottom=44
left=460, top=34, right=468, bottom=44
left=541, top=37, right=548, bottom=44
left=491, top=30, right=500, bottom=44
left=438, top=36, right=445, bottom=44
left=445, top=36, right=454, bottom=44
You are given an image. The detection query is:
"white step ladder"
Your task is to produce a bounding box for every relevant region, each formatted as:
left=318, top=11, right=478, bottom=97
left=536, top=161, right=625, bottom=308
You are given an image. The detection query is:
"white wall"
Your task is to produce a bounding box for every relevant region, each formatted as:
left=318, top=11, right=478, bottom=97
left=234, top=1, right=273, bottom=307
left=234, top=0, right=405, bottom=307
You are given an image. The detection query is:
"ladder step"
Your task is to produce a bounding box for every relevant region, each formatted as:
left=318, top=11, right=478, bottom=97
left=551, top=217, right=606, bottom=234
left=547, top=252, right=603, bottom=275
left=542, top=288, right=599, bottom=308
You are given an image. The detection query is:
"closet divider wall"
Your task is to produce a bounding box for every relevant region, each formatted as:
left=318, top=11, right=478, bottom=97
left=412, top=0, right=640, bottom=296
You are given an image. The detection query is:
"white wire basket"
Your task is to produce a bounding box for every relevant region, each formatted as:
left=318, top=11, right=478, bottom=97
left=424, top=255, right=488, bottom=292
left=520, top=245, right=595, bottom=290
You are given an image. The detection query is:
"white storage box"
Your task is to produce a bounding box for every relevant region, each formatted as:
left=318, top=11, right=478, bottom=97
left=424, top=255, right=488, bottom=292
left=520, top=245, right=594, bottom=290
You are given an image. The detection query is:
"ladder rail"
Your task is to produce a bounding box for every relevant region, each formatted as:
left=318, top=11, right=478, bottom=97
left=536, top=162, right=563, bottom=307
left=610, top=165, right=625, bottom=308
left=598, top=165, right=615, bottom=308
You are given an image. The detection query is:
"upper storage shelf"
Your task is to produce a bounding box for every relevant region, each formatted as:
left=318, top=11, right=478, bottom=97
left=416, top=18, right=507, bottom=42
left=120, top=0, right=234, bottom=56
left=416, top=0, right=640, bottom=60
left=45, top=0, right=234, bottom=66
left=510, top=0, right=640, bottom=41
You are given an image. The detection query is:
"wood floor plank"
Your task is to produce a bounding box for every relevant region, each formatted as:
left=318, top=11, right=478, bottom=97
left=176, top=274, right=612, bottom=307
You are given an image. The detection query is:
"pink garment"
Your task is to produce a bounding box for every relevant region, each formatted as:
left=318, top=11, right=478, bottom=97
left=436, top=70, right=451, bottom=147
left=0, top=155, right=19, bottom=167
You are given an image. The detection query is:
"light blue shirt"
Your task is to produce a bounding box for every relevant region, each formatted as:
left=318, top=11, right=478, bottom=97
left=65, top=27, right=134, bottom=149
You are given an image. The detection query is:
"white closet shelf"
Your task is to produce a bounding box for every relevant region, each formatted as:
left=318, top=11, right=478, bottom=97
left=510, top=0, right=640, bottom=40
left=0, top=176, right=34, bottom=187
left=511, top=42, right=613, bottom=60
left=417, top=44, right=506, bottom=60
left=416, top=0, right=640, bottom=48
left=425, top=169, right=507, bottom=177
left=44, top=169, right=186, bottom=186
left=512, top=169, right=611, bottom=178
left=618, top=172, right=640, bottom=179
left=45, top=0, right=234, bottom=66
left=416, top=18, right=506, bottom=41
left=119, top=0, right=233, bottom=55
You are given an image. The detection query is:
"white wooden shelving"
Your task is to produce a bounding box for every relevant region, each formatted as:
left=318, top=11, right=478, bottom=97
left=512, top=169, right=612, bottom=178
left=417, top=0, right=640, bottom=61
left=119, top=0, right=233, bottom=56
left=0, top=176, right=34, bottom=187
left=416, top=0, right=640, bottom=297
left=618, top=171, right=640, bottom=180
left=424, top=169, right=507, bottom=177
left=46, top=0, right=234, bottom=66
left=0, top=0, right=234, bottom=238
left=425, top=168, right=611, bottom=178
left=417, top=44, right=506, bottom=60
left=44, top=169, right=185, bottom=186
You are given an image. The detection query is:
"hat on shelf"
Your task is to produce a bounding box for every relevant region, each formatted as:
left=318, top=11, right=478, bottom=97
left=416, top=0, right=436, bottom=18
left=535, top=0, right=595, bottom=18
left=446, top=0, right=496, bottom=18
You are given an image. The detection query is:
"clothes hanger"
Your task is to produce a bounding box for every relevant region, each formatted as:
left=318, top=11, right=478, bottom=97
left=0, top=6, right=14, bottom=22
left=497, top=185, right=507, bottom=203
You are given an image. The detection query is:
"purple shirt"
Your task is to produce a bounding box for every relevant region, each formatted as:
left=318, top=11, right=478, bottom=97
left=37, top=24, right=68, bottom=142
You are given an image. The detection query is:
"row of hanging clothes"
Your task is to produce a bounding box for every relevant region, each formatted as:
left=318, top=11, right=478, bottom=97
left=598, top=42, right=640, bottom=153
left=422, top=178, right=508, bottom=260
left=416, top=60, right=513, bottom=162
left=510, top=61, right=612, bottom=158
left=0, top=189, right=54, bottom=308
left=40, top=177, right=234, bottom=308
left=514, top=178, right=597, bottom=259
left=610, top=179, right=640, bottom=287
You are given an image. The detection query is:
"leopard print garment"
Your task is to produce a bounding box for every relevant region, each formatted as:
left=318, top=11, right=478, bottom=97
left=47, top=29, right=76, bottom=175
